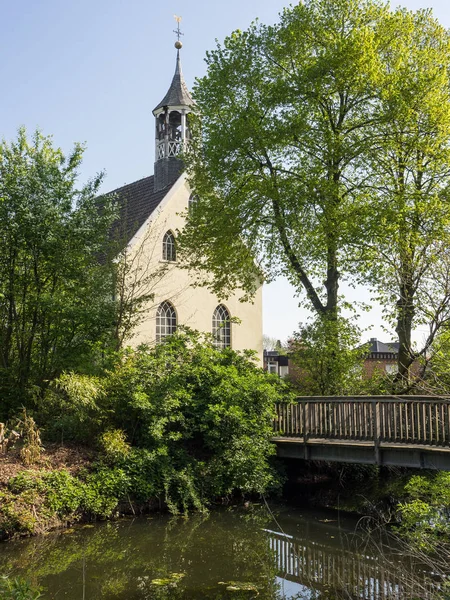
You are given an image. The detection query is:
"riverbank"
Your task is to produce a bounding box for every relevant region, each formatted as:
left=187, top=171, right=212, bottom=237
left=0, top=444, right=407, bottom=542
left=0, top=444, right=95, bottom=486
left=0, top=445, right=149, bottom=541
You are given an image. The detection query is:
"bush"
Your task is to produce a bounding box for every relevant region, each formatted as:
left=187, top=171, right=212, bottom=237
left=0, top=329, right=291, bottom=535
left=0, top=468, right=131, bottom=538
left=397, top=472, right=450, bottom=550
left=37, top=373, right=105, bottom=443
left=100, top=329, right=291, bottom=511
left=99, top=429, right=131, bottom=464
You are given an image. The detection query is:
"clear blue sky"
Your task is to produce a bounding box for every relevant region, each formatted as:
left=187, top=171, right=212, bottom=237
left=1, top=0, right=449, bottom=345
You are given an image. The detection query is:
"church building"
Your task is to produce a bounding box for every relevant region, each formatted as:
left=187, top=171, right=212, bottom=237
left=105, top=39, right=263, bottom=361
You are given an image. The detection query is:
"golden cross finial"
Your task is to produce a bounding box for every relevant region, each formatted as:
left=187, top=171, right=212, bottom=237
left=173, top=15, right=184, bottom=42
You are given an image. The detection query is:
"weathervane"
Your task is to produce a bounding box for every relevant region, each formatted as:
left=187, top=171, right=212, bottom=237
left=173, top=15, right=184, bottom=49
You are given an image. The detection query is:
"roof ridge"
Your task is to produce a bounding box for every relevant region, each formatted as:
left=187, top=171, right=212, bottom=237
left=106, top=174, right=154, bottom=196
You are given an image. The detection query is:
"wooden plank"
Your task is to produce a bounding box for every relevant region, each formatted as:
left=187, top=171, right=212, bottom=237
left=428, top=402, right=433, bottom=443
left=373, top=401, right=380, bottom=464
left=405, top=402, right=410, bottom=442
left=435, top=403, right=440, bottom=445
left=422, top=401, right=427, bottom=444
left=387, top=401, right=392, bottom=442
left=400, top=402, right=404, bottom=441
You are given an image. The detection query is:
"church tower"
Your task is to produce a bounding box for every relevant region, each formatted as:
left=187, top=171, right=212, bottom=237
left=152, top=29, right=194, bottom=192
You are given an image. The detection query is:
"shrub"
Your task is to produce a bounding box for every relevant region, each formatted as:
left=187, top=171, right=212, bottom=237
left=38, top=373, right=105, bottom=444
left=1, top=468, right=131, bottom=538
left=397, top=472, right=450, bottom=550
left=101, top=329, right=291, bottom=511
left=81, top=467, right=129, bottom=518
left=99, top=429, right=131, bottom=464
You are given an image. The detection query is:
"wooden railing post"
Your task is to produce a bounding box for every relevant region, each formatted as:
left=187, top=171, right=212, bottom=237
left=304, top=402, right=310, bottom=443
left=373, top=400, right=380, bottom=465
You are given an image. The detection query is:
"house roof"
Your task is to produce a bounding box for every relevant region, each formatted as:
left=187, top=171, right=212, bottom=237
left=367, top=338, right=399, bottom=354
left=153, top=50, right=194, bottom=113
left=107, top=175, right=177, bottom=246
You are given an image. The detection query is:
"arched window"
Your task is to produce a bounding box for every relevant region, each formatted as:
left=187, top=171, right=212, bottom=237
left=156, top=301, right=177, bottom=342
left=162, top=231, right=176, bottom=262
left=188, top=193, right=198, bottom=214
left=212, top=305, right=231, bottom=349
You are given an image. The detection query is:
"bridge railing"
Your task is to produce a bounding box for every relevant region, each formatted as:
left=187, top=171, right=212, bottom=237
left=274, top=397, right=450, bottom=447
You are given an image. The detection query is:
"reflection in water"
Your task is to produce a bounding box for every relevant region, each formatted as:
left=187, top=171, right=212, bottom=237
left=0, top=507, right=445, bottom=599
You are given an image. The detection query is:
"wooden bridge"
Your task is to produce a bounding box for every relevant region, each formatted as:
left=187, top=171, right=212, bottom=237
left=273, top=396, right=450, bottom=469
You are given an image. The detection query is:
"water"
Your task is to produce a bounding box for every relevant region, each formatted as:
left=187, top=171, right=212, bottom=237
left=0, top=505, right=445, bottom=599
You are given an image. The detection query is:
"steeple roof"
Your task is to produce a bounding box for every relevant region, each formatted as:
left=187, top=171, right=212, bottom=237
left=153, top=50, right=194, bottom=113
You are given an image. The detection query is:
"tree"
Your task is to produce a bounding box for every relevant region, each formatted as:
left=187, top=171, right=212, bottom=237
left=288, top=315, right=367, bottom=395
left=262, top=335, right=287, bottom=352
left=178, top=0, right=390, bottom=391
left=0, top=128, right=117, bottom=415
left=179, top=0, right=450, bottom=391
left=362, top=9, right=450, bottom=387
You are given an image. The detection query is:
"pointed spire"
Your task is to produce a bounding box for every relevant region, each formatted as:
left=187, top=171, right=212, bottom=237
left=153, top=49, right=194, bottom=113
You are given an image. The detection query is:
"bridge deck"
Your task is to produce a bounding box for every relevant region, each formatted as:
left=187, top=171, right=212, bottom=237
left=273, top=397, right=450, bottom=469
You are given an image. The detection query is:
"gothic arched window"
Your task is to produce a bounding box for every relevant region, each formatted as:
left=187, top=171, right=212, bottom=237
left=212, top=305, right=231, bottom=349
left=156, top=301, right=177, bottom=342
left=188, top=193, right=198, bottom=215
left=162, top=231, right=176, bottom=262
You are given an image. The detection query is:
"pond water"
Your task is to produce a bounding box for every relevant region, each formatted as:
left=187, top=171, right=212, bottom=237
left=0, top=504, right=445, bottom=600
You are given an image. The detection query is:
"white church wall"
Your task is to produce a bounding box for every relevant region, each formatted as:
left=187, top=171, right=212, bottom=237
left=124, top=174, right=263, bottom=364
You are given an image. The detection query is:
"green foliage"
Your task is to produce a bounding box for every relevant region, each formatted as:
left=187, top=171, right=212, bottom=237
left=0, top=331, right=289, bottom=534
left=289, top=316, right=367, bottom=395
left=117, top=448, right=160, bottom=502
left=38, top=372, right=105, bottom=443
left=99, top=429, right=131, bottom=464
left=81, top=467, right=130, bottom=518
left=362, top=9, right=450, bottom=385
left=101, top=329, right=290, bottom=511
left=0, top=487, right=41, bottom=538
left=179, top=0, right=450, bottom=388
left=397, top=472, right=450, bottom=550
left=180, top=0, right=388, bottom=304
left=178, top=0, right=393, bottom=398
left=0, top=128, right=118, bottom=418
left=417, top=330, right=450, bottom=394
left=0, top=467, right=129, bottom=538
left=0, top=576, right=42, bottom=600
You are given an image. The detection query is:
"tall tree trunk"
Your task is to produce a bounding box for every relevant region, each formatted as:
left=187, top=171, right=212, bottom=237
left=395, top=279, right=415, bottom=388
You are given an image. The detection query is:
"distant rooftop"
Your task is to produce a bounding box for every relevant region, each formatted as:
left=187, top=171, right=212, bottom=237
left=367, top=337, right=399, bottom=355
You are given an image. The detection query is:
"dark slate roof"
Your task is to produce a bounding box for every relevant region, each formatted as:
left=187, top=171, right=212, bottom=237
left=367, top=338, right=399, bottom=354
left=263, top=350, right=289, bottom=366
left=107, top=175, right=177, bottom=246
left=153, top=51, right=194, bottom=113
